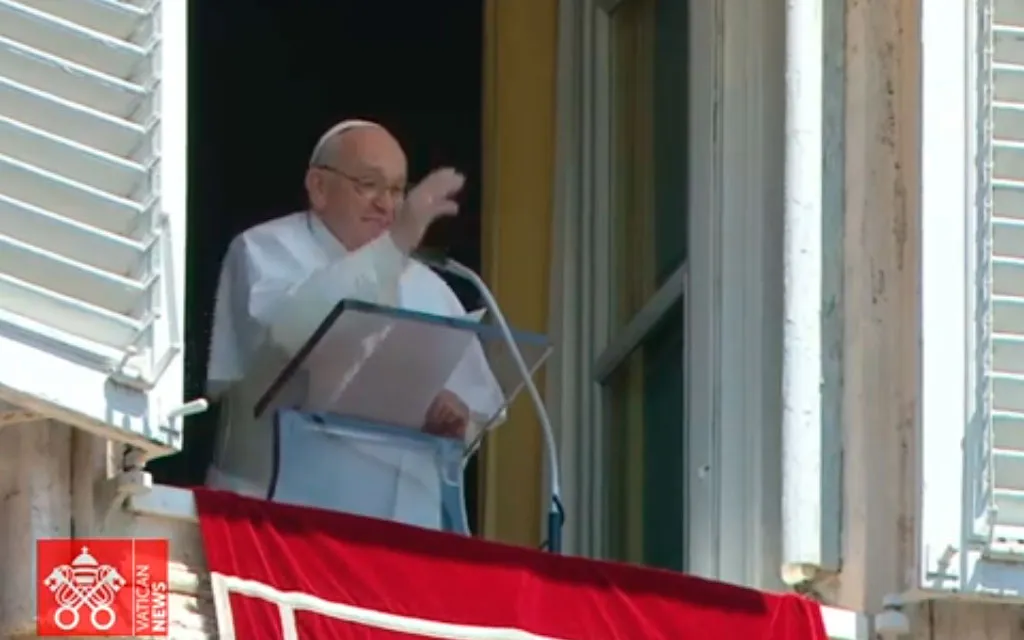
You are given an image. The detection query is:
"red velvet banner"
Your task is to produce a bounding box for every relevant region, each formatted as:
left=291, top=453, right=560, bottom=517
left=194, top=488, right=828, bottom=640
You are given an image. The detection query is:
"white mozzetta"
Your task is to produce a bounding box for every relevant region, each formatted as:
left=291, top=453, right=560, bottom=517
left=0, top=0, right=189, bottom=454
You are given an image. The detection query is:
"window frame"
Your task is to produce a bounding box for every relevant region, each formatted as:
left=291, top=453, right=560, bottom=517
left=593, top=0, right=689, bottom=568
left=548, top=0, right=786, bottom=588
left=593, top=266, right=686, bottom=384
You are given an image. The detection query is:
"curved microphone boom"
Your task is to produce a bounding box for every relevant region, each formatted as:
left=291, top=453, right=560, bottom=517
left=418, top=251, right=565, bottom=553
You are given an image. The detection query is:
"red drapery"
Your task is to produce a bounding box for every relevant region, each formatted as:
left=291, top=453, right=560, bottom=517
left=194, top=488, right=827, bottom=640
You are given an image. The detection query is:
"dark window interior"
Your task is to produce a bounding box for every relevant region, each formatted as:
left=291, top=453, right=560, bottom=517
left=149, top=0, right=485, bottom=531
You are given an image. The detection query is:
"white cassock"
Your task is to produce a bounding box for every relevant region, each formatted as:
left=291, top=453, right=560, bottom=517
left=206, top=211, right=503, bottom=529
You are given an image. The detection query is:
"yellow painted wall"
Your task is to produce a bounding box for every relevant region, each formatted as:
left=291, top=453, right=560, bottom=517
left=479, top=0, right=559, bottom=547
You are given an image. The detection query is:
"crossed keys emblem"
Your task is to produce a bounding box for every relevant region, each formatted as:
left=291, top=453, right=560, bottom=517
left=42, top=546, right=127, bottom=631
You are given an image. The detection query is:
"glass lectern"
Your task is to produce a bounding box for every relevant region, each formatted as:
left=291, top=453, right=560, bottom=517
left=247, top=299, right=551, bottom=534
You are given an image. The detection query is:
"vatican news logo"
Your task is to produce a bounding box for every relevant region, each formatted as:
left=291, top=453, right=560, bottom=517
left=36, top=538, right=170, bottom=637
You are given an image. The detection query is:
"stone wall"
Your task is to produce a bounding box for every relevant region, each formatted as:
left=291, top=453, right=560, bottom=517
left=0, top=424, right=215, bottom=639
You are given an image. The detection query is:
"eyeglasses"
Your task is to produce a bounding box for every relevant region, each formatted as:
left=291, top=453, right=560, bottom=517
left=314, top=164, right=407, bottom=202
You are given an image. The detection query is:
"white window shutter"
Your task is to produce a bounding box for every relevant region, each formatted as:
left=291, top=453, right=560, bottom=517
left=981, top=0, right=1024, bottom=556
left=0, top=0, right=190, bottom=453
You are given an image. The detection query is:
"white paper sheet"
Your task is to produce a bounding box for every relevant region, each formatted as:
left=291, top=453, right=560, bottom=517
left=302, top=308, right=491, bottom=429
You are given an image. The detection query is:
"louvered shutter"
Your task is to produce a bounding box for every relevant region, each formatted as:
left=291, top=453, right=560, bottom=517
left=0, top=0, right=189, bottom=452
left=980, top=0, right=1024, bottom=556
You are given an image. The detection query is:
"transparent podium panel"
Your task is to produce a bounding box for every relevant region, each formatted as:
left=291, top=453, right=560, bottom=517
left=254, top=299, right=553, bottom=445
left=271, top=410, right=469, bottom=533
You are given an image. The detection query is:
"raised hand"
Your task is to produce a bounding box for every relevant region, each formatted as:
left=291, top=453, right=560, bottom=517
left=390, top=168, right=465, bottom=253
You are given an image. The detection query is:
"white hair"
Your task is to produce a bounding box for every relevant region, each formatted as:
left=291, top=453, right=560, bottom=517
left=308, top=119, right=381, bottom=167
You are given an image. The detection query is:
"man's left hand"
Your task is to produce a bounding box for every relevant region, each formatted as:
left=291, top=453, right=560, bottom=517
left=424, top=390, right=469, bottom=439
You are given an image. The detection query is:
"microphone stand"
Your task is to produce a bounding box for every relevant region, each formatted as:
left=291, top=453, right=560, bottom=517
left=424, top=254, right=565, bottom=553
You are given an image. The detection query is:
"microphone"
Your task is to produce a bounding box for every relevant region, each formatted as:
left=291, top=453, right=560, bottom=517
left=415, top=249, right=565, bottom=553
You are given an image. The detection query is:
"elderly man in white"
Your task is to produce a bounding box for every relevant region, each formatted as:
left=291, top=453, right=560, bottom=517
left=205, top=119, right=500, bottom=528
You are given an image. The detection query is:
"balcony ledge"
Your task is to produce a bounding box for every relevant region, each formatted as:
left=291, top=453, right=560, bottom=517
left=129, top=484, right=870, bottom=640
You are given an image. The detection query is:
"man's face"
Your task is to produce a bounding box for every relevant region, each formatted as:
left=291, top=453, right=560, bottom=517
left=307, top=127, right=408, bottom=251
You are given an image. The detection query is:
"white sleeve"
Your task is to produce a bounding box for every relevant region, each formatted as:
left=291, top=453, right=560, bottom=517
left=262, top=233, right=407, bottom=355
left=207, top=231, right=407, bottom=396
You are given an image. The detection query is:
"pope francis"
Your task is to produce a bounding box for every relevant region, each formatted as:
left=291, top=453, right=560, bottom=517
left=203, top=120, right=500, bottom=528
